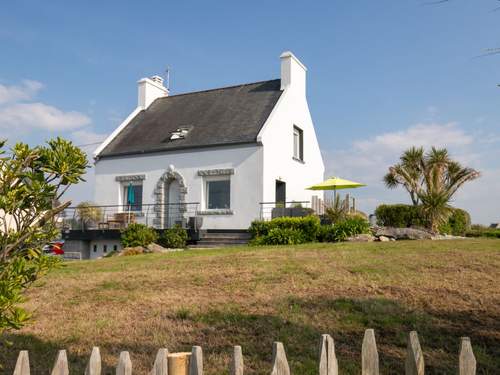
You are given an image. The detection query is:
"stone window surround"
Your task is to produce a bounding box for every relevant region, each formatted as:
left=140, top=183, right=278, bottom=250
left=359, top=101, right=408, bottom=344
left=197, top=168, right=234, bottom=176
left=115, top=174, right=146, bottom=182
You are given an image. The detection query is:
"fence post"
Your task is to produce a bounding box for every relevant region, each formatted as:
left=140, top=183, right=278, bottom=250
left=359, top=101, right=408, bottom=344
left=151, top=348, right=169, bottom=375
left=230, top=346, right=244, bottom=375
left=362, top=329, right=379, bottom=375
left=85, top=347, right=101, bottom=375
left=319, top=334, right=338, bottom=375
left=13, top=350, right=30, bottom=375
left=51, top=350, right=69, bottom=375
left=270, top=342, right=290, bottom=375
left=459, top=337, right=476, bottom=375
left=405, top=331, right=424, bottom=375
left=189, top=346, right=203, bottom=375
left=116, top=351, right=132, bottom=375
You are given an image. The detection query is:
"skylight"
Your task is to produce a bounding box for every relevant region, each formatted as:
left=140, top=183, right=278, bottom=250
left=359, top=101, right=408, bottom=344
left=169, top=127, right=190, bottom=141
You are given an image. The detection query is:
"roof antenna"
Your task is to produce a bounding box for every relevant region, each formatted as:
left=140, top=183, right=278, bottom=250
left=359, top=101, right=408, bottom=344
left=164, top=66, right=170, bottom=90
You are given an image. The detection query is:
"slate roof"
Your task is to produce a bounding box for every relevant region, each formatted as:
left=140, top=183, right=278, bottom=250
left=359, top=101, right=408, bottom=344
left=98, top=79, right=282, bottom=158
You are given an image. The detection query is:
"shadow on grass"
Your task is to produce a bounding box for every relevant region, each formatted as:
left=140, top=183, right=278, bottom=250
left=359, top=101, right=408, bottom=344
left=184, top=296, right=499, bottom=374
left=1, top=297, right=498, bottom=374
left=0, top=333, right=171, bottom=375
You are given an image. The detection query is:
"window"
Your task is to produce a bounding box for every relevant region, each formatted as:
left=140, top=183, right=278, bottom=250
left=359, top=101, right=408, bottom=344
left=123, top=183, right=143, bottom=211
left=293, top=126, right=304, bottom=161
left=206, top=179, right=230, bottom=209
left=103, top=245, right=107, bottom=253
left=93, top=244, right=97, bottom=253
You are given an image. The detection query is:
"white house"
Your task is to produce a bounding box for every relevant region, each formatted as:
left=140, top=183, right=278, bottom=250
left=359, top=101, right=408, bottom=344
left=93, top=51, right=324, bottom=231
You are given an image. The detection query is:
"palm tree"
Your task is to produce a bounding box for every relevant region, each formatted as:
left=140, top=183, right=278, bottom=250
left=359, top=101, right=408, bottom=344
left=383, top=146, right=425, bottom=205
left=385, top=147, right=480, bottom=232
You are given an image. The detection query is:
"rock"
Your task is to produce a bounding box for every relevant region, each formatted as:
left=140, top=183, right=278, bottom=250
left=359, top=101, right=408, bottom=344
left=375, top=227, right=433, bottom=240
left=146, top=242, right=167, bottom=253
left=119, top=246, right=145, bottom=256
left=347, top=234, right=375, bottom=242
left=378, top=236, right=391, bottom=242
left=146, top=242, right=184, bottom=253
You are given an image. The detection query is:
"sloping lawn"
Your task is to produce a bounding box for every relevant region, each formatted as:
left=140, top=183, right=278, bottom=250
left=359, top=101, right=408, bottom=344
left=1, top=239, right=499, bottom=374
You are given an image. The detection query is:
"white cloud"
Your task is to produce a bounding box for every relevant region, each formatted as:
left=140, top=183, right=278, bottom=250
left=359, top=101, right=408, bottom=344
left=0, top=79, right=91, bottom=132
left=0, top=102, right=91, bottom=131
left=0, top=80, right=43, bottom=104
left=325, top=122, right=500, bottom=224
left=354, top=123, right=472, bottom=153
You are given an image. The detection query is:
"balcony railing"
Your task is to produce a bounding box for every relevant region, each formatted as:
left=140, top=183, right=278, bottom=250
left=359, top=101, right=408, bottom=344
left=259, top=201, right=313, bottom=221
left=58, top=203, right=200, bottom=231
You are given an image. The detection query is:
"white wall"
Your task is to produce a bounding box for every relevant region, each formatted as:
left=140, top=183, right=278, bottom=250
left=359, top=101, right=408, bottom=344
left=89, top=239, right=121, bottom=259
left=258, top=52, right=325, bottom=209
left=94, top=145, right=263, bottom=230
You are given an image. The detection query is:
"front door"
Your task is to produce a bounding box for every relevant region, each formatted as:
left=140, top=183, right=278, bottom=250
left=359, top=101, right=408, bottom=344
left=165, top=180, right=180, bottom=227
left=276, top=180, right=286, bottom=206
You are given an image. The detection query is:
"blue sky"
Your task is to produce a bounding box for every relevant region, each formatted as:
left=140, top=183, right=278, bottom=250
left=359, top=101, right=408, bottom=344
left=1, top=0, right=499, bottom=223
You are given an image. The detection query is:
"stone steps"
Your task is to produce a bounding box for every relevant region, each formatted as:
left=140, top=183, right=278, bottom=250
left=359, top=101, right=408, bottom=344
left=190, top=231, right=250, bottom=248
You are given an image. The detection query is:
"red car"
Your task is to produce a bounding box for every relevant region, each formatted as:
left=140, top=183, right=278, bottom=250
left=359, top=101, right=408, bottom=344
left=43, top=241, right=65, bottom=255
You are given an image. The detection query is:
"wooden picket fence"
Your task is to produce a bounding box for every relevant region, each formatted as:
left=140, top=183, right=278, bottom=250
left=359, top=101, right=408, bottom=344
left=11, top=329, right=477, bottom=375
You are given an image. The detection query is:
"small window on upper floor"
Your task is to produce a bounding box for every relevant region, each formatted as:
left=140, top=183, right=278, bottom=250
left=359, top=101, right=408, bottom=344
left=293, top=126, right=304, bottom=161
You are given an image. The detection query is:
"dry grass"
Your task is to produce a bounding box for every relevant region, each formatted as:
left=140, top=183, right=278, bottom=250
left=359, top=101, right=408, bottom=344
left=1, top=239, right=499, bottom=374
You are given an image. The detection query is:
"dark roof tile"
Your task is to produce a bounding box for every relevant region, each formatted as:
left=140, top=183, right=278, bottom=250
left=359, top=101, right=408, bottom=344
left=99, top=79, right=282, bottom=157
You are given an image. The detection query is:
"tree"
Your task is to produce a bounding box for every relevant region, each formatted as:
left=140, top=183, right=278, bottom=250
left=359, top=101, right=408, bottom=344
left=384, top=147, right=425, bottom=205
left=0, top=137, right=88, bottom=335
left=384, top=147, right=480, bottom=231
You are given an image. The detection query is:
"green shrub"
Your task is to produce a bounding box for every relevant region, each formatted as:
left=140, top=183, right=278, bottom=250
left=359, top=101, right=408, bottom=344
left=120, top=223, right=158, bottom=247
left=158, top=226, right=188, bottom=248
left=318, top=217, right=371, bottom=243
left=375, top=204, right=426, bottom=228
left=439, top=208, right=471, bottom=236
left=249, top=216, right=320, bottom=242
left=466, top=225, right=500, bottom=238
left=376, top=204, right=471, bottom=235
left=252, top=227, right=305, bottom=245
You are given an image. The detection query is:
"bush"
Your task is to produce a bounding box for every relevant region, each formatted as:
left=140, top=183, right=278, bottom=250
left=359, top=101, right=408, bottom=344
left=158, top=226, right=188, bottom=248
left=121, top=223, right=158, bottom=248
left=376, top=204, right=471, bottom=235
left=252, top=227, right=306, bottom=245
left=466, top=225, right=500, bottom=238
left=439, top=208, right=471, bottom=236
left=249, top=216, right=320, bottom=242
left=375, top=204, right=426, bottom=228
left=318, top=216, right=371, bottom=243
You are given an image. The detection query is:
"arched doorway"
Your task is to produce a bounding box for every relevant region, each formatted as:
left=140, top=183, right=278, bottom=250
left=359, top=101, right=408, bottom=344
left=154, top=166, right=187, bottom=228
left=166, top=179, right=180, bottom=227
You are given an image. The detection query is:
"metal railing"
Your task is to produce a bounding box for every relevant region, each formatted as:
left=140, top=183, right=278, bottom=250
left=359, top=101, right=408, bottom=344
left=58, top=203, right=200, bottom=231
left=259, top=201, right=313, bottom=221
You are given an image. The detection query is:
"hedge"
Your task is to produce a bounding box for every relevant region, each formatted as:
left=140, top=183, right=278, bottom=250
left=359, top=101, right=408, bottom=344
left=375, top=204, right=426, bottom=228
left=250, top=215, right=370, bottom=245
left=375, top=204, right=471, bottom=235
left=249, top=215, right=321, bottom=242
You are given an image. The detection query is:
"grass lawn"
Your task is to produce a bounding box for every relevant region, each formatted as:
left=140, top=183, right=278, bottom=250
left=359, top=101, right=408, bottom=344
left=1, top=239, right=499, bottom=374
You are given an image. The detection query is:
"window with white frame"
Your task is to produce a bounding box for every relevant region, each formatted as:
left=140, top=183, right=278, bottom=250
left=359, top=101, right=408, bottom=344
left=206, top=179, right=231, bottom=209
left=122, top=183, right=143, bottom=211
left=293, top=125, right=304, bottom=161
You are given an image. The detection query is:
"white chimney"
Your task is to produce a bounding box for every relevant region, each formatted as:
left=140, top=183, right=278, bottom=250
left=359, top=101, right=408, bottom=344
left=280, top=51, right=307, bottom=94
left=137, top=75, right=169, bottom=109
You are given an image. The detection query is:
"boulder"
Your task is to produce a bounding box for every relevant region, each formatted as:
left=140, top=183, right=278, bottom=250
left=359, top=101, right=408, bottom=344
left=378, top=235, right=391, bottom=242
left=119, top=246, right=145, bottom=256
left=146, top=242, right=168, bottom=253
left=347, top=234, right=375, bottom=242
left=375, top=227, right=433, bottom=240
